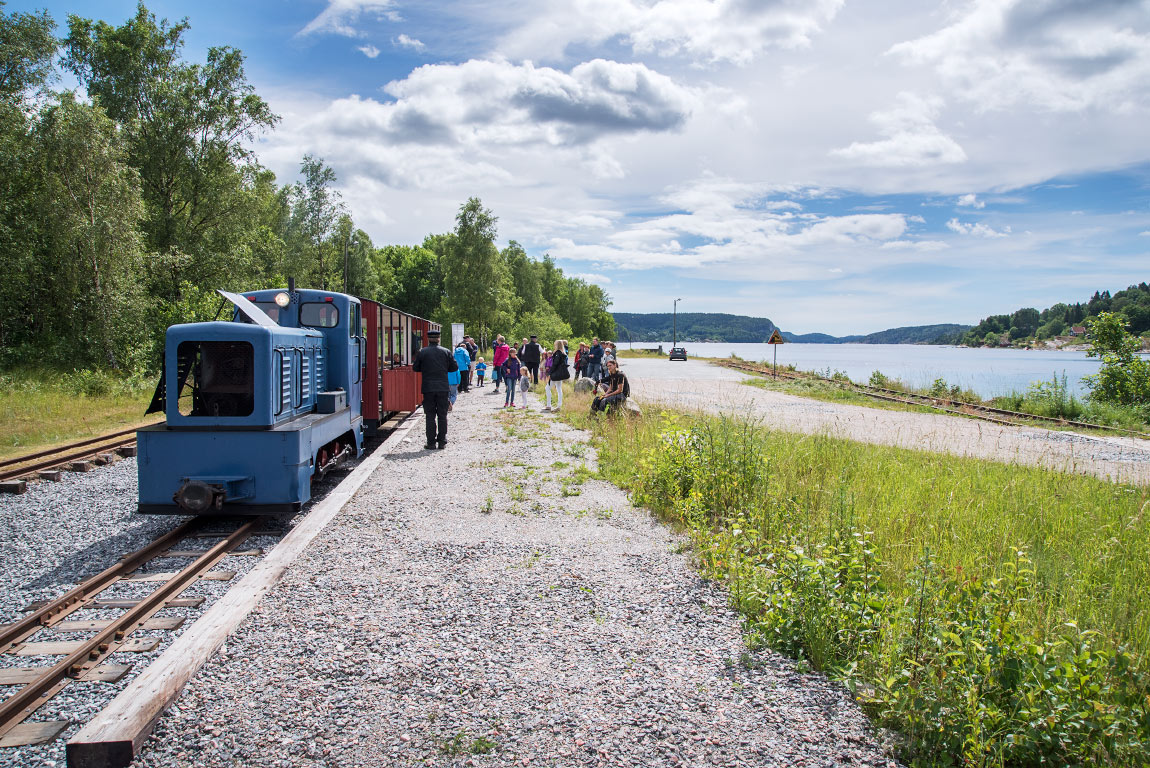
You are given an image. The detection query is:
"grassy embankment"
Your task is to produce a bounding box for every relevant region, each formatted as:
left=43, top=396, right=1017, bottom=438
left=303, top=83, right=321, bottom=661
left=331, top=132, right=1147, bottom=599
left=555, top=384, right=1150, bottom=766
left=0, top=369, right=157, bottom=462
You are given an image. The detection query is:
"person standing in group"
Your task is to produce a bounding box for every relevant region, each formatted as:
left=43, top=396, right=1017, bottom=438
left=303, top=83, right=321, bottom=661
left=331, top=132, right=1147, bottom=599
left=447, top=358, right=460, bottom=412
left=454, top=342, right=472, bottom=393
left=465, top=336, right=478, bottom=389
left=491, top=336, right=510, bottom=393
left=573, top=343, right=584, bottom=380
left=475, top=357, right=487, bottom=387
left=521, top=334, right=543, bottom=384
left=501, top=348, right=522, bottom=408
left=602, top=342, right=616, bottom=372
left=518, top=361, right=532, bottom=409
left=544, top=339, right=569, bottom=412
left=412, top=328, right=457, bottom=449
left=585, top=337, right=604, bottom=383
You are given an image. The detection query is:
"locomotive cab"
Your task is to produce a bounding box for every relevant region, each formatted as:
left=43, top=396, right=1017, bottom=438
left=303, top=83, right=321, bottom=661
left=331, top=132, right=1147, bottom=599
left=137, top=289, right=365, bottom=515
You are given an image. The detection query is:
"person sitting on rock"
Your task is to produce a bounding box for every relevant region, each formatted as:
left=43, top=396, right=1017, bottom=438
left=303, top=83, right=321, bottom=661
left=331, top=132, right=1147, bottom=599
left=590, top=359, right=628, bottom=415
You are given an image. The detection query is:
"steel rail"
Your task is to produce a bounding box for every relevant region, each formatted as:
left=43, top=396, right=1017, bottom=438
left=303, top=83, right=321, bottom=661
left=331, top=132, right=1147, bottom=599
left=0, top=427, right=145, bottom=471
left=0, top=518, right=264, bottom=737
left=0, top=520, right=203, bottom=652
left=0, top=437, right=137, bottom=483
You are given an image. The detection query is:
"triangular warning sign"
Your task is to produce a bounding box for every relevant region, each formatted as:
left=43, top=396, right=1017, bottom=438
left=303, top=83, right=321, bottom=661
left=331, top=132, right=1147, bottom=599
left=767, top=329, right=784, bottom=344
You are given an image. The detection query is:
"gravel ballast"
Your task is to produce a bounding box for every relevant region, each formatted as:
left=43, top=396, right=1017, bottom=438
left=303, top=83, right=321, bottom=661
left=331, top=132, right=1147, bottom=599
left=131, top=387, right=895, bottom=767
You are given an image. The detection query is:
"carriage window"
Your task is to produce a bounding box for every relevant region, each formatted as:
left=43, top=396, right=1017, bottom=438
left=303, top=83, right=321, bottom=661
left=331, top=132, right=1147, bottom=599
left=300, top=303, right=339, bottom=328
left=176, top=341, right=254, bottom=418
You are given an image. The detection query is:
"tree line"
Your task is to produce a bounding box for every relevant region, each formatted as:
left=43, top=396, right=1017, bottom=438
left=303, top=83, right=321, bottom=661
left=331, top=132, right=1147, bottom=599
left=0, top=2, right=613, bottom=372
left=951, top=283, right=1150, bottom=347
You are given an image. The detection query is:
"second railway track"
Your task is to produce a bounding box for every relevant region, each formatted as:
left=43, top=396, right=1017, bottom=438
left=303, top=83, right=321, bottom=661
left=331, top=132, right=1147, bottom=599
left=723, top=360, right=1150, bottom=440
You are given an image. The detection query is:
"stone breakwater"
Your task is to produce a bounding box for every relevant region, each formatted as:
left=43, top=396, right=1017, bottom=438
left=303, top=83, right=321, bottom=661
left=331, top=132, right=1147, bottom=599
left=135, top=386, right=895, bottom=767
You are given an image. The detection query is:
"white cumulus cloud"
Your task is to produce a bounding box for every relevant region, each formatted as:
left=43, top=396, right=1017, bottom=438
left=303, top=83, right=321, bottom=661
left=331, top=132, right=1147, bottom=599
left=357, top=45, right=381, bottom=58
left=498, top=0, right=844, bottom=65
left=946, top=217, right=1011, bottom=238
left=396, top=34, right=425, bottom=51
left=831, top=93, right=967, bottom=167
left=299, top=0, right=399, bottom=37
left=957, top=193, right=985, bottom=208
left=888, top=0, right=1150, bottom=112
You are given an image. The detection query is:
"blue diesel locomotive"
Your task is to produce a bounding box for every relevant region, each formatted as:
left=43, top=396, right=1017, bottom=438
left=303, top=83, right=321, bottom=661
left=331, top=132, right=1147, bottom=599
left=137, top=288, right=366, bottom=515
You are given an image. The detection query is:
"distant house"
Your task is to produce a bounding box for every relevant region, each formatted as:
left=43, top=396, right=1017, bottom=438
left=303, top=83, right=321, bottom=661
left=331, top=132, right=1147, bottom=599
left=1070, top=326, right=1087, bottom=337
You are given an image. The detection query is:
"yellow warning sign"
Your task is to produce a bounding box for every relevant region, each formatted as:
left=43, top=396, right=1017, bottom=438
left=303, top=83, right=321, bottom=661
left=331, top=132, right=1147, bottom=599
left=767, top=329, right=785, bottom=344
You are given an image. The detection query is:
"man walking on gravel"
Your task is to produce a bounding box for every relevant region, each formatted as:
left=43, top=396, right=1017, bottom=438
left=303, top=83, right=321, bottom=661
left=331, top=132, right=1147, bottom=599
left=412, top=328, right=457, bottom=449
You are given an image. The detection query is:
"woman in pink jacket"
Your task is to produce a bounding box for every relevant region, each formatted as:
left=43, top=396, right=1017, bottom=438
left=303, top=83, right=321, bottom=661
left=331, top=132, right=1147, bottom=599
left=491, top=335, right=510, bottom=393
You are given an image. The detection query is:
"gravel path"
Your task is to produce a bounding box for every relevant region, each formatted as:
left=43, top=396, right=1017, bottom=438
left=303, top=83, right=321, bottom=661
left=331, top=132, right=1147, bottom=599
left=133, top=386, right=895, bottom=768
left=622, top=358, right=1150, bottom=485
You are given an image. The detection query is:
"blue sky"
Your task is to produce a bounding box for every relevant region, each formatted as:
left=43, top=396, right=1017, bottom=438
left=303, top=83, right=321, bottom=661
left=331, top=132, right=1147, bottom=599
left=14, top=0, right=1150, bottom=334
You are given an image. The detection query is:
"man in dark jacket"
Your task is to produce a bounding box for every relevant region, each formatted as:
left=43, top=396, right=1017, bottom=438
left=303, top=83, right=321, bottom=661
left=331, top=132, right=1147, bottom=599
left=520, top=334, right=544, bottom=384
left=585, top=337, right=604, bottom=383
left=412, top=328, right=457, bottom=449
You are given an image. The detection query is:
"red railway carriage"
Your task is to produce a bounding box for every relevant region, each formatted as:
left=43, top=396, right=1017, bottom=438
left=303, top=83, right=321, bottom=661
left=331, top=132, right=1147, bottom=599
left=360, top=299, right=441, bottom=433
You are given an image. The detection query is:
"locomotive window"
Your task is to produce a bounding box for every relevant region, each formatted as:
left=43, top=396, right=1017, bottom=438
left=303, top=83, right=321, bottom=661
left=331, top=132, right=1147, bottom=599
left=176, top=341, right=254, bottom=418
left=350, top=303, right=360, bottom=337
left=300, top=303, right=339, bottom=328
left=252, top=302, right=282, bottom=323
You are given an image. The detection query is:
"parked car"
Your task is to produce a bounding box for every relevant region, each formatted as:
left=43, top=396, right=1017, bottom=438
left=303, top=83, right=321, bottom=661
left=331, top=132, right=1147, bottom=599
left=669, top=347, right=687, bottom=361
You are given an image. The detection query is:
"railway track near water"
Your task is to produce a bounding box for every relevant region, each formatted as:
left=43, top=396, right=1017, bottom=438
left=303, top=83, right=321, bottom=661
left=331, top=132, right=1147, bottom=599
left=722, top=360, right=1150, bottom=440
left=0, top=410, right=416, bottom=768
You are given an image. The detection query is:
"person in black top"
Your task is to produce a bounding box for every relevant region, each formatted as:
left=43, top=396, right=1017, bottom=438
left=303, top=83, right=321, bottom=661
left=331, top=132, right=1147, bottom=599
left=412, top=328, right=458, bottom=449
left=521, top=334, right=544, bottom=384
left=591, top=359, right=627, bottom=414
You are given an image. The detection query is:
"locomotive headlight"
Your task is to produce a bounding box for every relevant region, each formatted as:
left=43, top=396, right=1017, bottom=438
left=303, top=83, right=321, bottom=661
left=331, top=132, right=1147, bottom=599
left=274, top=291, right=290, bottom=307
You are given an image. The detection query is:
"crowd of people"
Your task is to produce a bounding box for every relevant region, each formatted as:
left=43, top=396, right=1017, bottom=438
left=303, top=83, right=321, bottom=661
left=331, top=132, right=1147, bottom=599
left=414, top=331, right=631, bottom=448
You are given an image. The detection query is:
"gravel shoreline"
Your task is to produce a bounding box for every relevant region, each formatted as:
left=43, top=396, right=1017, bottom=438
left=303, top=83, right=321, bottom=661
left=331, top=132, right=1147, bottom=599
left=131, top=386, right=895, bottom=767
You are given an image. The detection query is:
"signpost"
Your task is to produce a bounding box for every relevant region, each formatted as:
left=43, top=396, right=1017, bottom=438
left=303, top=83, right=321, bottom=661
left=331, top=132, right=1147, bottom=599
left=767, top=329, right=785, bottom=377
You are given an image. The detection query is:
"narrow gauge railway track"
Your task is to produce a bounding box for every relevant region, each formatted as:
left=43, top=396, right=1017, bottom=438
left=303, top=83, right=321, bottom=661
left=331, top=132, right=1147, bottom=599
left=722, top=360, right=1150, bottom=440
left=0, top=516, right=272, bottom=748
left=0, top=410, right=410, bottom=763
left=0, top=426, right=155, bottom=488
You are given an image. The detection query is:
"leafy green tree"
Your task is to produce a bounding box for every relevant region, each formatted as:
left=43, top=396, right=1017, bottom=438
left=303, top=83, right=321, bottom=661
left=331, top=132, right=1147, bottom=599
left=63, top=3, right=277, bottom=294
left=1082, top=312, right=1150, bottom=406
left=0, top=2, right=56, bottom=100
left=286, top=154, right=345, bottom=288
left=512, top=306, right=572, bottom=348
left=376, top=245, right=441, bottom=319
left=440, top=198, right=502, bottom=340
left=502, top=240, right=543, bottom=309
left=36, top=95, right=146, bottom=369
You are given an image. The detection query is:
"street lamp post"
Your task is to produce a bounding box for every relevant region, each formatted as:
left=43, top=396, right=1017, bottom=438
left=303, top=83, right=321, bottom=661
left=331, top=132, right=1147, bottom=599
left=673, top=297, right=681, bottom=348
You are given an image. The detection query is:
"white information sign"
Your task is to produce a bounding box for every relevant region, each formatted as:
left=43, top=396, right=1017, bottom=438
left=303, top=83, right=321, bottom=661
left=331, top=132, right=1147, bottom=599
left=451, top=323, right=465, bottom=349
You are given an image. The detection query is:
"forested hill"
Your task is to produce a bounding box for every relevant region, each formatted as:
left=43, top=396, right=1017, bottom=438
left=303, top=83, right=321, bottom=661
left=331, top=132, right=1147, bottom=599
left=612, top=312, right=969, bottom=344
left=785, top=324, right=972, bottom=344
left=613, top=313, right=777, bottom=342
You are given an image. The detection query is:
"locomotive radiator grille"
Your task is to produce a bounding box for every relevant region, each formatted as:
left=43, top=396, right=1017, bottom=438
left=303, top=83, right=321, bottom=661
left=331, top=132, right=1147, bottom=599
left=279, top=352, right=291, bottom=413
left=302, top=355, right=311, bottom=404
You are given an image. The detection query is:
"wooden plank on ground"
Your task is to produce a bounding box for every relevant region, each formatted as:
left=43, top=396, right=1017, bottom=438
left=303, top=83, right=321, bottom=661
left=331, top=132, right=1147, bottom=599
left=163, top=549, right=262, bottom=558
left=0, top=720, right=70, bottom=747
left=67, top=411, right=420, bottom=768
left=51, top=617, right=184, bottom=633
left=69, top=461, right=94, bottom=473
left=0, top=480, right=28, bottom=494
left=123, top=571, right=234, bottom=583
left=0, top=665, right=130, bottom=685
left=38, top=470, right=63, bottom=481
left=17, top=637, right=158, bottom=655
left=116, top=446, right=137, bottom=458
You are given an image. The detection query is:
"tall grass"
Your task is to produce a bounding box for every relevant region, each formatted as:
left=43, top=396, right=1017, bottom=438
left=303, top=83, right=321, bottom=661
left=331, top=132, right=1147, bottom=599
left=560, top=392, right=1150, bottom=765
left=0, top=368, right=157, bottom=460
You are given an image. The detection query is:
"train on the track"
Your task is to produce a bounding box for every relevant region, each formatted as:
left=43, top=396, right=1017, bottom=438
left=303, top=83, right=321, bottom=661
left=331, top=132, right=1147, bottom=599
left=137, top=286, right=439, bottom=515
